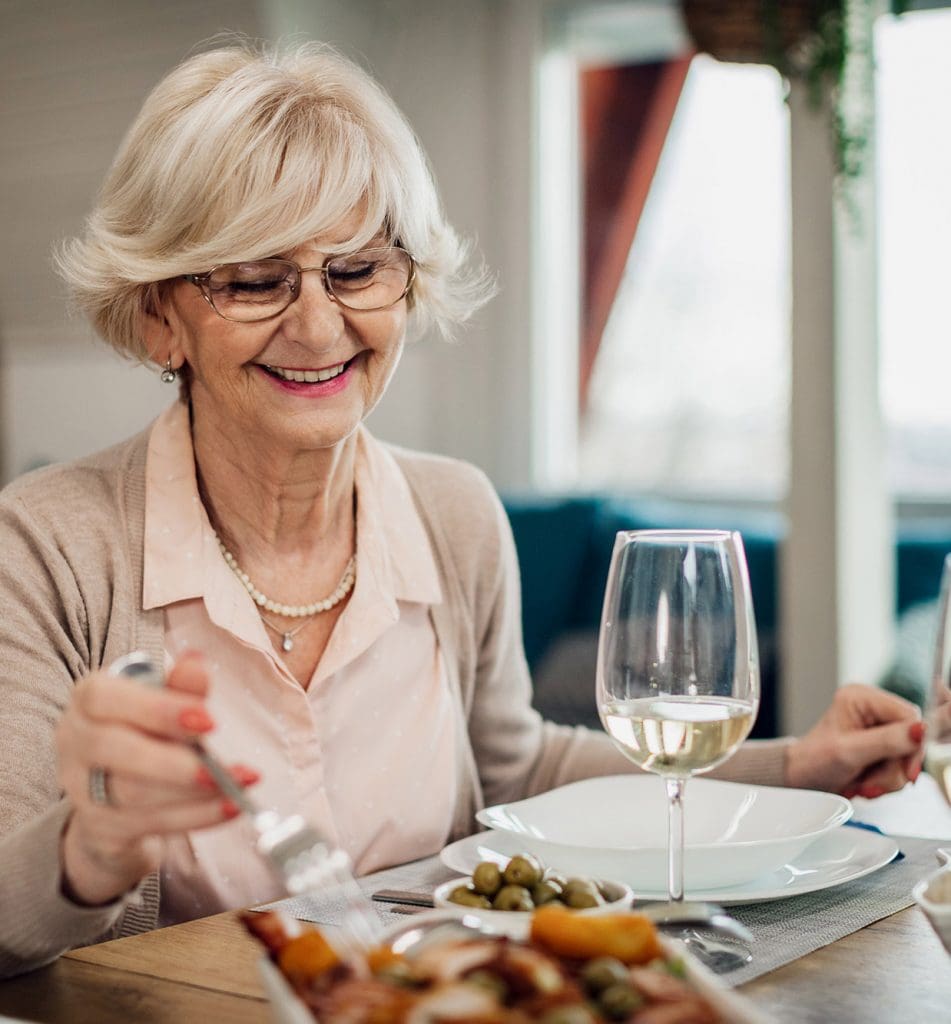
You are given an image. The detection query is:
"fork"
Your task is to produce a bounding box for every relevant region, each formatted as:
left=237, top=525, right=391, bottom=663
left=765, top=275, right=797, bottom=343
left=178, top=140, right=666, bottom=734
left=108, top=651, right=382, bottom=953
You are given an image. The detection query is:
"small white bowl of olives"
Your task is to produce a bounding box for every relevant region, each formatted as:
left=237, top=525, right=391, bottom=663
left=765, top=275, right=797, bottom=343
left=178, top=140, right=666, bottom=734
left=433, top=852, right=633, bottom=930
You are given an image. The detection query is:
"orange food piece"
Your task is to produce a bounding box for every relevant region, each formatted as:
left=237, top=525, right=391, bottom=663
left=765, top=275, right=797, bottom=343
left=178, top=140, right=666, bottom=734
left=530, top=906, right=665, bottom=965
left=366, top=946, right=407, bottom=974
left=311, top=976, right=417, bottom=1024
left=277, top=929, right=340, bottom=983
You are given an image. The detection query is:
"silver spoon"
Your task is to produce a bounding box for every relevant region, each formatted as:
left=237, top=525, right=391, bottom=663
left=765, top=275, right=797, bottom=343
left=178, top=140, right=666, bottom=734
left=633, top=901, right=754, bottom=945
left=678, top=928, right=753, bottom=974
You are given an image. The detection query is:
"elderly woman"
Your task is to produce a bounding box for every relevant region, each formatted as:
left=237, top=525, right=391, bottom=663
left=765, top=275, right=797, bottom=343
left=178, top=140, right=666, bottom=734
left=0, top=43, right=924, bottom=977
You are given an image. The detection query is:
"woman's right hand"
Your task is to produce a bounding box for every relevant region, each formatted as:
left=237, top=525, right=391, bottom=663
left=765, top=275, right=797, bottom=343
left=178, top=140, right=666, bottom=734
left=55, top=651, right=259, bottom=906
left=783, top=682, right=924, bottom=797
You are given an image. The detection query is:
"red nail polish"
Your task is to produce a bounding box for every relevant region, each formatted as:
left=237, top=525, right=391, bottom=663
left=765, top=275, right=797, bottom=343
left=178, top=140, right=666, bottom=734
left=909, top=765, right=922, bottom=783
left=233, top=766, right=261, bottom=786
left=195, top=766, right=216, bottom=789
left=179, top=707, right=214, bottom=733
left=909, top=721, right=926, bottom=744
left=860, top=785, right=887, bottom=799
left=221, top=799, right=240, bottom=819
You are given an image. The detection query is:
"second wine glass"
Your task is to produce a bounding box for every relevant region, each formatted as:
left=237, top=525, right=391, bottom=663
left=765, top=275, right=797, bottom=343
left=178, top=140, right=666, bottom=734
left=596, top=530, right=760, bottom=903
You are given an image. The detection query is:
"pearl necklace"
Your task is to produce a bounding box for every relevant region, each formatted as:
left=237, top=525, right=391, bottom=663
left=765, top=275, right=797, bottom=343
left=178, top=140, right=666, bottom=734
left=215, top=534, right=356, bottom=651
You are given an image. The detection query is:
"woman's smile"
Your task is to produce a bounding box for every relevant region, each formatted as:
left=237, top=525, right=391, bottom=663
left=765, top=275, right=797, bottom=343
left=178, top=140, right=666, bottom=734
left=256, top=355, right=358, bottom=396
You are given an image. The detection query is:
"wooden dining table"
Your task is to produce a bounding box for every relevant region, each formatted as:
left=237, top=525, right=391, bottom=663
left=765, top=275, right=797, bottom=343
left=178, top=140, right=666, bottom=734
left=2, top=782, right=951, bottom=1024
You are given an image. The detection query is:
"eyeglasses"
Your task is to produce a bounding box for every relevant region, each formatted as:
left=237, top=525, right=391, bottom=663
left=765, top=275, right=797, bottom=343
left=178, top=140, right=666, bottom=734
left=183, top=246, right=416, bottom=322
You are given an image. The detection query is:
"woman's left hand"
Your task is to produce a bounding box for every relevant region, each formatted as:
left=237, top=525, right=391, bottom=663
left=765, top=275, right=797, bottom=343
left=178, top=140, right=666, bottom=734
left=784, top=683, right=926, bottom=798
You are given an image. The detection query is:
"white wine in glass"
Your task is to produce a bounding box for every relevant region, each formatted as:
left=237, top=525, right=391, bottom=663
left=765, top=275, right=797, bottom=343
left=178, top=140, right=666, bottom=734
left=596, top=530, right=760, bottom=902
left=925, top=554, right=951, bottom=802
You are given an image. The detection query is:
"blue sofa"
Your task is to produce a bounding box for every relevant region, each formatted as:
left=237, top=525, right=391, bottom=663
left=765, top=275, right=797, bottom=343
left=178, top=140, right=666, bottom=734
left=502, top=494, right=951, bottom=738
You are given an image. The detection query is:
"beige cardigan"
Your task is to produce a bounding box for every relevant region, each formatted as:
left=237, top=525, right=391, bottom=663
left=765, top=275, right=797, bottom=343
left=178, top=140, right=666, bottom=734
left=0, top=424, right=792, bottom=976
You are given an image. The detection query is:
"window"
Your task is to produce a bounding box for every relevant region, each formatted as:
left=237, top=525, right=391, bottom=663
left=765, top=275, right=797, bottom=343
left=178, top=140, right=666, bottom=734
left=574, top=9, right=951, bottom=505
left=877, top=8, right=951, bottom=501
left=577, top=56, right=790, bottom=501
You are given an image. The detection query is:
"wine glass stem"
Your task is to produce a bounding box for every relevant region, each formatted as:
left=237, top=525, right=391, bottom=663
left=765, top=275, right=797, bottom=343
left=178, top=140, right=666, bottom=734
left=665, top=777, right=686, bottom=903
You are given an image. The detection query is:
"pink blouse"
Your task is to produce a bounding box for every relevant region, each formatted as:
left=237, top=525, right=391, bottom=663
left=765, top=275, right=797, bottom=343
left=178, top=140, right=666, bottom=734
left=142, top=404, right=457, bottom=925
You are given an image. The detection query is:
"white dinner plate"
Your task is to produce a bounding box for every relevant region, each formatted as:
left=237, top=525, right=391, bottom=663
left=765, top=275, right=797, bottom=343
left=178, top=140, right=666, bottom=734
left=476, top=776, right=852, bottom=891
left=440, top=825, right=899, bottom=905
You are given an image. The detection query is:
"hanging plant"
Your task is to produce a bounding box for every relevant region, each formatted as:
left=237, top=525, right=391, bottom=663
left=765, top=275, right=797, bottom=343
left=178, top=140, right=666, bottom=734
left=681, top=1, right=908, bottom=184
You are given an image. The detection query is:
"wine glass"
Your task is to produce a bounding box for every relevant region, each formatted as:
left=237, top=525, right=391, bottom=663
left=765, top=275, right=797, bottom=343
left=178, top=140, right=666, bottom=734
left=925, top=554, right=951, bottom=802
left=596, top=530, right=760, bottom=903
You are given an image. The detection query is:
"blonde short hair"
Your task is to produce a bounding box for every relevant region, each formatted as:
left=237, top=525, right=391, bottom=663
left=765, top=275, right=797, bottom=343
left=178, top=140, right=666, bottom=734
left=58, top=41, right=491, bottom=358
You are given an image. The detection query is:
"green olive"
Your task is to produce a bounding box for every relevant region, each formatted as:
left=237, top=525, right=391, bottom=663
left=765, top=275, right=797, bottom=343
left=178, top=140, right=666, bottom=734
left=562, top=877, right=598, bottom=896
left=564, top=890, right=600, bottom=909
left=580, top=956, right=629, bottom=995
left=531, top=879, right=563, bottom=906
left=375, top=961, right=422, bottom=988
left=544, top=871, right=568, bottom=889
left=503, top=854, right=544, bottom=888
left=447, top=885, right=492, bottom=909
left=492, top=884, right=534, bottom=911
left=598, top=983, right=644, bottom=1020
left=464, top=969, right=508, bottom=1000
left=538, top=1005, right=598, bottom=1024
left=471, top=861, right=503, bottom=897
left=664, top=957, right=688, bottom=980
left=561, top=879, right=602, bottom=909
left=595, top=880, right=617, bottom=903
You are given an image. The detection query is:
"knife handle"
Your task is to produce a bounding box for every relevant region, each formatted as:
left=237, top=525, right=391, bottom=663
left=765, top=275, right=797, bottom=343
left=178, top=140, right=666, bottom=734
left=371, top=889, right=435, bottom=908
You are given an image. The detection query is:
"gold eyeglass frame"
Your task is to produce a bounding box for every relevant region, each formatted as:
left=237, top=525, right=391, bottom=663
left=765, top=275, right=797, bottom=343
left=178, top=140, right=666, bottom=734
left=183, top=245, right=417, bottom=322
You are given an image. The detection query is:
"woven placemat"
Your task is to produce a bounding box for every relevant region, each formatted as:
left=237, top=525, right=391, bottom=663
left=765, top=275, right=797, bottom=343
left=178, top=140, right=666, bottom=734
left=262, top=856, right=450, bottom=928
left=723, top=833, right=942, bottom=984
left=263, top=834, right=946, bottom=987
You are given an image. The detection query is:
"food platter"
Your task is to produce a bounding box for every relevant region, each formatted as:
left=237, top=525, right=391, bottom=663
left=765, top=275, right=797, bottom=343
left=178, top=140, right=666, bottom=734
left=253, top=910, right=775, bottom=1024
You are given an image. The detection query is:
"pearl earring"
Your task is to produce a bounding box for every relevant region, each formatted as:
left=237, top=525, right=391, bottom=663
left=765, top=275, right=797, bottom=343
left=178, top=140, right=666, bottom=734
left=161, top=358, right=177, bottom=384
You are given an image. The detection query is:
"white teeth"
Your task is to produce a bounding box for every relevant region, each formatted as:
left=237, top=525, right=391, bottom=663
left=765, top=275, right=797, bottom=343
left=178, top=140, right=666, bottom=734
left=266, top=362, right=347, bottom=383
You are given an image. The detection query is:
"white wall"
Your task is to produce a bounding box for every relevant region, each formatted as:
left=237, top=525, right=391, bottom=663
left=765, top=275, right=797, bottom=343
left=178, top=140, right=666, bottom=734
left=3, top=340, right=172, bottom=474
left=0, top=0, right=268, bottom=481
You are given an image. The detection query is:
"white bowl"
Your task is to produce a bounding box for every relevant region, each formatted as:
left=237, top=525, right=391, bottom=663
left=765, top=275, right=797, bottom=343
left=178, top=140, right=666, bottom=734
left=476, top=776, right=852, bottom=891
left=913, top=863, right=951, bottom=955
left=431, top=875, right=632, bottom=935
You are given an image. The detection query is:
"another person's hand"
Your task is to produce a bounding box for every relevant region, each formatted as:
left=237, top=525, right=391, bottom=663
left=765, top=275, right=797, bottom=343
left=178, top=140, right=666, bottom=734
left=56, top=651, right=259, bottom=906
left=784, top=683, right=925, bottom=799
